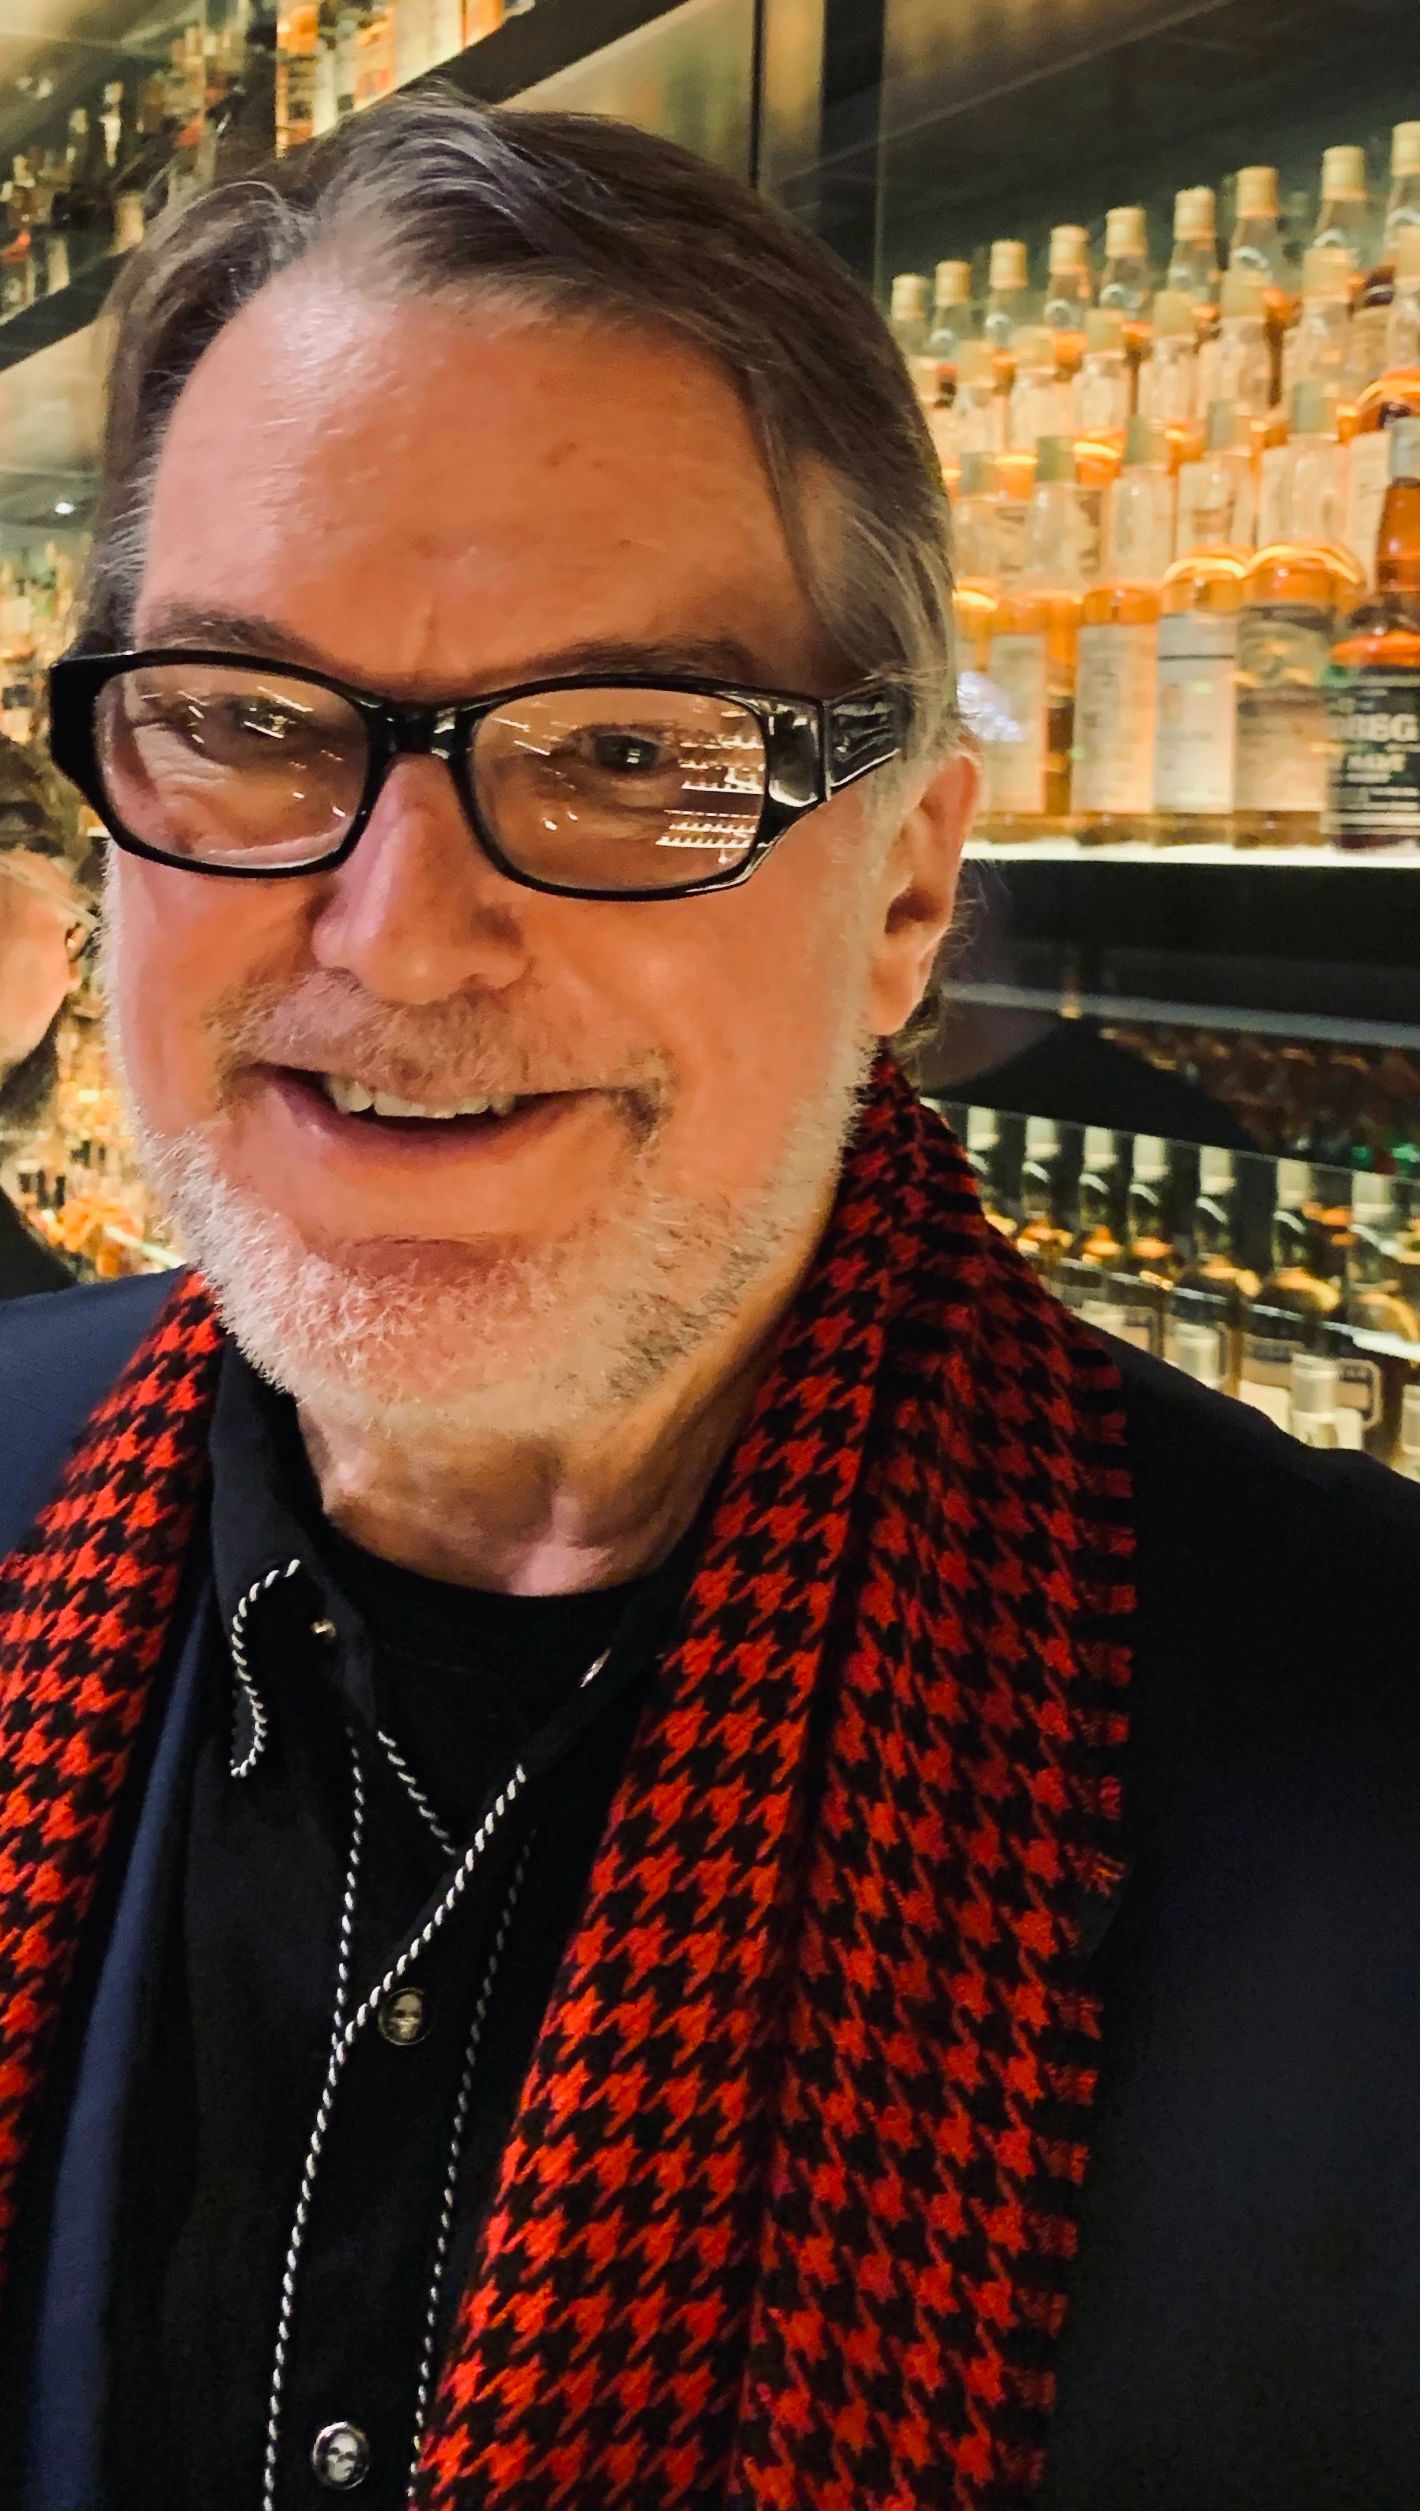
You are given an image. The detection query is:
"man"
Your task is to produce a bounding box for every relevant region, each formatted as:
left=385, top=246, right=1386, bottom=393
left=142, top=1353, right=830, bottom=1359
left=0, top=744, right=86, bottom=1297
left=0, top=91, right=1415, bottom=2511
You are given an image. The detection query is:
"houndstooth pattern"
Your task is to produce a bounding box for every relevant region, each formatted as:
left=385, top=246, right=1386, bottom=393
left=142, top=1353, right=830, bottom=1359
left=0, top=1062, right=1133, bottom=2503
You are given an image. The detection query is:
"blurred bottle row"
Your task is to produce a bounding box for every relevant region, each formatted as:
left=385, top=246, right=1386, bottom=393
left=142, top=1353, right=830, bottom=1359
left=891, top=122, right=1420, bottom=852
left=1100, top=1026, right=1420, bottom=1170
left=939, top=1099, right=1420, bottom=1473
left=0, top=0, right=536, bottom=321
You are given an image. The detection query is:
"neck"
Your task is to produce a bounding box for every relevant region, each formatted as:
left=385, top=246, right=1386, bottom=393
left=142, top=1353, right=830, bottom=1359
left=296, top=1206, right=831, bottom=1597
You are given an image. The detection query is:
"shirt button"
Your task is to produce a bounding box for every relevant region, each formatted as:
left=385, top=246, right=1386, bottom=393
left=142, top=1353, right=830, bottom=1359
left=378, top=1986, right=429, bottom=2046
left=311, top=2422, right=371, bottom=2489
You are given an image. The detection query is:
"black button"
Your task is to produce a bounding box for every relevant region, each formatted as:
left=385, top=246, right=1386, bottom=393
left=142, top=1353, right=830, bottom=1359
left=311, top=2421, right=371, bottom=2489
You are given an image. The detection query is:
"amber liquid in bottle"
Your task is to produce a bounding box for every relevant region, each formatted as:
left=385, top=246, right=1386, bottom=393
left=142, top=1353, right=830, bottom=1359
left=1325, top=455, right=1420, bottom=849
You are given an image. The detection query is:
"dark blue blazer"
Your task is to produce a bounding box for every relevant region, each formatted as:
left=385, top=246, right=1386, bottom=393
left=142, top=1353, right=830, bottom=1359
left=3, top=1274, right=1420, bottom=2509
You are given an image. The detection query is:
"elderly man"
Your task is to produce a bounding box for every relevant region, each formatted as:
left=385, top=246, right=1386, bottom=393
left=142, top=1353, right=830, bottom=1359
left=0, top=91, right=1415, bottom=2511
left=0, top=748, right=86, bottom=1297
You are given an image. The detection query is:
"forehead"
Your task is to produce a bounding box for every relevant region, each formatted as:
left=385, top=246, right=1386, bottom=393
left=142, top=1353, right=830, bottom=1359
left=138, top=273, right=831, bottom=689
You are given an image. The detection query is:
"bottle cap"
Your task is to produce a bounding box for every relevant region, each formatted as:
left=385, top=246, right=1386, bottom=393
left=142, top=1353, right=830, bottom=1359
left=1288, top=376, right=1333, bottom=436
left=1084, top=1126, right=1117, bottom=1170
left=1219, top=266, right=1266, bottom=319
left=1235, top=165, right=1279, bottom=219
left=1393, top=122, right=1420, bottom=180
left=1013, top=324, right=1056, bottom=366
left=934, top=258, right=972, bottom=306
left=1288, top=1351, right=1339, bottom=1418
left=1122, top=413, right=1164, bottom=465
left=956, top=339, right=996, bottom=384
left=1084, top=307, right=1125, bottom=352
left=989, top=238, right=1028, bottom=290
left=1048, top=222, right=1090, bottom=270
left=1173, top=1320, right=1224, bottom=1389
left=1173, top=184, right=1216, bottom=239
left=1321, top=143, right=1368, bottom=201
left=1401, top=1382, right=1420, bottom=1455
left=890, top=272, right=931, bottom=319
left=1302, top=242, right=1352, bottom=299
left=965, top=1105, right=999, bottom=1153
left=1391, top=416, right=1420, bottom=481
left=1104, top=205, right=1148, bottom=258
left=1277, top=1159, right=1313, bottom=1205
left=1152, top=287, right=1197, bottom=338
left=1199, top=1145, right=1236, bottom=1194
left=1025, top=1116, right=1059, bottom=1159
left=1395, top=226, right=1420, bottom=279
left=1132, top=1135, right=1170, bottom=1184
left=1033, top=434, right=1077, bottom=483
left=1352, top=1169, right=1397, bottom=1219
left=957, top=448, right=997, bottom=496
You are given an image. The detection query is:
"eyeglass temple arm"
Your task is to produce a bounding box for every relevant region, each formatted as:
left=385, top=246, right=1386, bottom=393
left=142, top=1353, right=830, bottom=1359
left=822, top=687, right=908, bottom=795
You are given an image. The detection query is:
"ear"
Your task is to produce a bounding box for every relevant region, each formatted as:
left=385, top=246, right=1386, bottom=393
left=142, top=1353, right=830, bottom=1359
left=864, top=747, right=980, bottom=1037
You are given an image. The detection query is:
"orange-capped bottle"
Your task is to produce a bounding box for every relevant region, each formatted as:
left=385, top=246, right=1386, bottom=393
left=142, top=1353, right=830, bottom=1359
left=1324, top=415, right=1420, bottom=850
left=983, top=435, right=1085, bottom=837
left=1154, top=403, right=1253, bottom=844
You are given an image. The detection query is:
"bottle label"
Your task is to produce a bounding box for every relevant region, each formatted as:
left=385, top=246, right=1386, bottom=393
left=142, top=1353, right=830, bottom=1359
left=1234, top=604, right=1333, bottom=815
left=1323, top=672, right=1420, bottom=844
left=1153, top=610, right=1238, bottom=814
left=1238, top=1314, right=1307, bottom=1430
left=1343, top=431, right=1393, bottom=584
left=986, top=633, right=1048, bottom=814
left=1073, top=622, right=1157, bottom=814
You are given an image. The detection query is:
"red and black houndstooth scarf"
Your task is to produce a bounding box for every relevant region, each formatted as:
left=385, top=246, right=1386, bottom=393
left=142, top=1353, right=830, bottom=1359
left=0, top=1057, right=1133, bottom=2508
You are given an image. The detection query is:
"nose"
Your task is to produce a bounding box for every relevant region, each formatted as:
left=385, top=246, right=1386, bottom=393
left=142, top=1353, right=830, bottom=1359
left=307, top=754, right=529, bottom=1004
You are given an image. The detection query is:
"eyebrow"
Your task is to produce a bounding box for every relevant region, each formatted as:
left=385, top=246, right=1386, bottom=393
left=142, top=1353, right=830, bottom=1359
left=133, top=600, right=779, bottom=696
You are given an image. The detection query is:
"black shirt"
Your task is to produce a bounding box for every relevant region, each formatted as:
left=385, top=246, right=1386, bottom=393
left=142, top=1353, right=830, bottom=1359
left=34, top=1346, right=699, bottom=2510
left=0, top=1188, right=70, bottom=1303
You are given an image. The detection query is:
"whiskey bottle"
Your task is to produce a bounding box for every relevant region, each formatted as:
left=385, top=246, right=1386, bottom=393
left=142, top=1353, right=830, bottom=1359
left=888, top=273, right=932, bottom=362
left=1074, top=417, right=1173, bottom=839
left=1138, top=289, right=1202, bottom=468
left=1229, top=164, right=1289, bottom=292
left=1070, top=1127, right=1126, bottom=1268
left=927, top=260, right=975, bottom=371
left=1395, top=1383, right=1420, bottom=1480
left=1154, top=406, right=1252, bottom=843
left=1259, top=1160, right=1344, bottom=1318
left=1098, top=204, right=1153, bottom=327
left=1177, top=1145, right=1261, bottom=1302
left=1312, top=143, right=1376, bottom=284
left=1076, top=307, right=1131, bottom=458
left=1281, top=244, right=1355, bottom=412
left=1346, top=228, right=1420, bottom=574
left=1166, top=186, right=1220, bottom=327
left=1009, top=326, right=1076, bottom=457
left=1350, top=125, right=1420, bottom=395
left=1014, top=1118, right=1072, bottom=1272
left=1235, top=379, right=1364, bottom=847
left=984, top=239, right=1033, bottom=358
left=1323, top=415, right=1420, bottom=850
left=1343, top=1170, right=1420, bottom=1339
left=1288, top=1351, right=1357, bottom=1448
left=984, top=435, right=1084, bottom=835
left=951, top=339, right=1007, bottom=460
left=1198, top=267, right=1271, bottom=424
left=964, top=1105, right=1017, bottom=1239
left=1043, top=225, right=1092, bottom=366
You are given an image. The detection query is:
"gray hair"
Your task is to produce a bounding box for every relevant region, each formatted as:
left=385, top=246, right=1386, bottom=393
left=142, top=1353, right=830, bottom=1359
left=80, top=86, right=958, bottom=771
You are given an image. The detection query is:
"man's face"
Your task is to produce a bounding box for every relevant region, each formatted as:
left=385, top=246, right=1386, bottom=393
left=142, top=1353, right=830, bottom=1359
left=112, top=276, right=967, bottom=1428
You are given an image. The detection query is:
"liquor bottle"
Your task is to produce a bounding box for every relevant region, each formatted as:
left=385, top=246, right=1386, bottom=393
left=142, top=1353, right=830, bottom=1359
left=1167, top=185, right=1220, bottom=325
left=951, top=339, right=1006, bottom=460
left=1324, top=415, right=1420, bottom=852
left=1312, top=143, right=1376, bottom=282
left=1281, top=244, right=1354, bottom=409
left=1070, top=1128, right=1126, bottom=1267
left=928, top=260, right=974, bottom=359
left=1169, top=1310, right=1228, bottom=1390
left=1197, top=267, right=1270, bottom=422
left=1014, top=1118, right=1071, bottom=1271
left=1008, top=325, right=1075, bottom=455
left=1154, top=407, right=1251, bottom=842
left=963, top=1106, right=1017, bottom=1239
left=888, top=273, right=931, bottom=362
left=984, top=435, right=1084, bottom=834
left=1074, top=416, right=1173, bottom=839
left=952, top=449, right=1001, bottom=673
left=1344, top=1170, right=1420, bottom=1338
left=1075, top=307, right=1131, bottom=486
left=275, top=0, right=320, bottom=151
left=1395, top=1382, right=1420, bottom=1480
left=1260, top=1160, right=1345, bottom=1317
left=984, top=239, right=1033, bottom=356
left=1234, top=378, right=1364, bottom=847
left=1177, top=1145, right=1261, bottom=1301
left=1174, top=396, right=1255, bottom=561
left=1043, top=224, right=1092, bottom=365
left=1345, top=228, right=1420, bottom=571
left=1229, top=165, right=1288, bottom=290
left=1138, top=288, right=1202, bottom=466
left=1098, top=204, right=1153, bottom=328
left=1288, top=1352, right=1354, bottom=1448
left=1350, top=124, right=1420, bottom=391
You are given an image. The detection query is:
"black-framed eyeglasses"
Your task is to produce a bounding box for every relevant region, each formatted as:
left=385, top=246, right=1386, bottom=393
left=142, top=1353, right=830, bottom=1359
left=46, top=650, right=907, bottom=902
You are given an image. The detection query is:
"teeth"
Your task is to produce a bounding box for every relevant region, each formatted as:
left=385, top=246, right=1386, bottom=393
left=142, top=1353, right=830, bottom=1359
left=319, top=1075, right=520, bottom=1121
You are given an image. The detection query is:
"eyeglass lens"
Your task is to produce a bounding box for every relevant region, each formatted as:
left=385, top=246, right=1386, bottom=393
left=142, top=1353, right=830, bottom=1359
left=94, top=663, right=770, bottom=891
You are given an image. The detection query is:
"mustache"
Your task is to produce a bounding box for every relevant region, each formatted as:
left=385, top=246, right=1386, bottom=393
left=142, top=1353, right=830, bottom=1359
left=205, top=972, right=673, bottom=1117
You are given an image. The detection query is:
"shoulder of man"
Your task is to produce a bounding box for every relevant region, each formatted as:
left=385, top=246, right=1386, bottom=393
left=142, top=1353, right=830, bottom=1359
left=0, top=1271, right=177, bottom=1558
left=1110, top=1334, right=1420, bottom=1752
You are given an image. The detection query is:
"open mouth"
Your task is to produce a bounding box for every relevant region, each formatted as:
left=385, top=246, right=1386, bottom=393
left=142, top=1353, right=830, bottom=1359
left=273, top=1068, right=579, bottom=1142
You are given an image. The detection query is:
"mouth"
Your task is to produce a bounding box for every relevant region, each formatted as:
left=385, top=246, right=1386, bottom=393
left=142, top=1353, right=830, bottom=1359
left=273, top=1066, right=578, bottom=1141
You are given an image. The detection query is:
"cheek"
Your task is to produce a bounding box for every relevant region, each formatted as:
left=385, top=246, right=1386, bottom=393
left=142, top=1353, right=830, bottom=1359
left=109, top=857, right=294, bottom=1134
